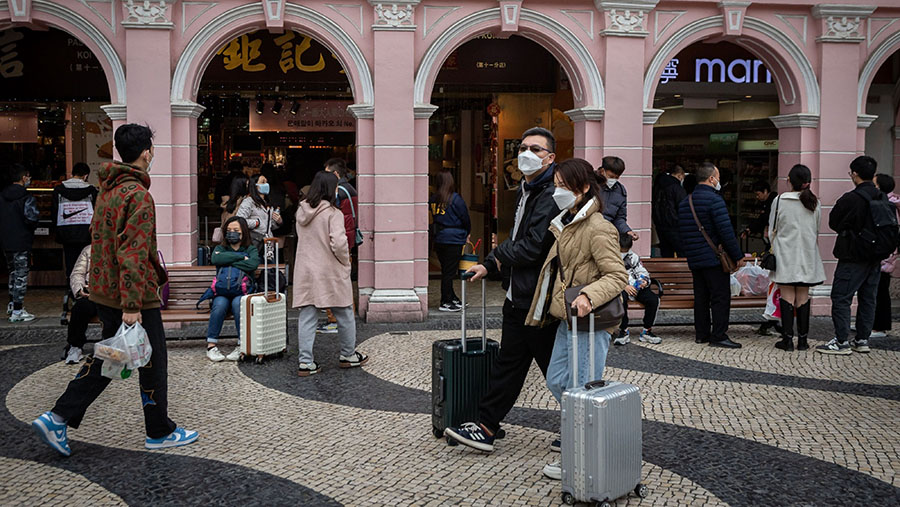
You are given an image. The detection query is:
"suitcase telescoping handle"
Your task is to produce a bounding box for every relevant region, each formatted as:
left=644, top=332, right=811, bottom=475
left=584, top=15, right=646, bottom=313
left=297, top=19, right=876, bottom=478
left=460, top=271, right=487, bottom=354
left=570, top=312, right=603, bottom=391
left=263, top=237, right=280, bottom=302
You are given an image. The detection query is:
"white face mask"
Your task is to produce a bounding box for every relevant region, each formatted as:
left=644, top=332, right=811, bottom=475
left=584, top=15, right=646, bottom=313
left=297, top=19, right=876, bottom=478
left=606, top=178, right=618, bottom=189
left=518, top=150, right=545, bottom=176
left=552, top=187, right=577, bottom=210
left=146, top=156, right=154, bottom=174
left=713, top=178, right=721, bottom=191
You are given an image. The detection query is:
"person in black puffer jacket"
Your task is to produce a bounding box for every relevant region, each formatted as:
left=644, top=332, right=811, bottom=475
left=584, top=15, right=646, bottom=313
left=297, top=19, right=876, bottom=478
left=652, top=164, right=687, bottom=257
left=444, top=127, right=562, bottom=454
left=678, top=162, right=743, bottom=348
left=0, top=164, right=40, bottom=322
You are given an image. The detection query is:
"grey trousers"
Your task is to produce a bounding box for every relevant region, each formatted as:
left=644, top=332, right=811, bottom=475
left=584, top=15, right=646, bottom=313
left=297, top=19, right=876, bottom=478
left=296, top=305, right=356, bottom=364
left=831, top=260, right=881, bottom=343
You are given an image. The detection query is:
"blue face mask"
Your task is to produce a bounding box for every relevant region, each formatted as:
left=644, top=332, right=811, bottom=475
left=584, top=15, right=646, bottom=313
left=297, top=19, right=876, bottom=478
left=257, top=183, right=270, bottom=195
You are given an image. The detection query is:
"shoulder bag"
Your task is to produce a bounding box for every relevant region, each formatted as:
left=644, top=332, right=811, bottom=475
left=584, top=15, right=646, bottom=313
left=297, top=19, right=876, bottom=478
left=339, top=186, right=364, bottom=247
left=759, top=196, right=779, bottom=271
left=688, top=195, right=736, bottom=274
left=557, top=242, right=625, bottom=330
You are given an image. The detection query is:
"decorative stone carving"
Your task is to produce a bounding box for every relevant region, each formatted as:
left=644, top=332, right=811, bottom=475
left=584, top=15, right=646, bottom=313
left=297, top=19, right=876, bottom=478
left=498, top=0, right=522, bottom=36
left=9, top=0, right=31, bottom=23
left=122, top=0, right=174, bottom=29
left=643, top=108, right=664, bottom=125
left=370, top=2, right=420, bottom=30
left=811, top=5, right=876, bottom=43
left=718, top=1, right=750, bottom=36
left=769, top=113, right=820, bottom=129
left=564, top=107, right=605, bottom=122
left=101, top=104, right=127, bottom=122
left=596, top=1, right=658, bottom=37
left=171, top=101, right=206, bottom=119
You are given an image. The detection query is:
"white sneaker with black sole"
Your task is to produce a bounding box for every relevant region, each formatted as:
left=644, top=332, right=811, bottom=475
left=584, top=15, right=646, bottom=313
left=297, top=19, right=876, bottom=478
left=439, top=302, right=462, bottom=312
left=613, top=329, right=630, bottom=346
left=65, top=347, right=83, bottom=365
left=542, top=461, right=561, bottom=480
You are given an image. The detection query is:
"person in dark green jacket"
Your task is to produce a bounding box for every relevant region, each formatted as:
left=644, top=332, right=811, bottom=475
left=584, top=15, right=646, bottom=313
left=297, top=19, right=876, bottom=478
left=206, top=216, right=260, bottom=362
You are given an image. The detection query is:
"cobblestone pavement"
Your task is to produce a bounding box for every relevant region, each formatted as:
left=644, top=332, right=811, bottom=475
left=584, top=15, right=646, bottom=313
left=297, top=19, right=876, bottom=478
left=0, top=318, right=898, bottom=506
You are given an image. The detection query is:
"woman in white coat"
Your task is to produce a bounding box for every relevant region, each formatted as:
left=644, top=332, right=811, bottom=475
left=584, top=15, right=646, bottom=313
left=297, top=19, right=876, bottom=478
left=769, top=164, right=826, bottom=351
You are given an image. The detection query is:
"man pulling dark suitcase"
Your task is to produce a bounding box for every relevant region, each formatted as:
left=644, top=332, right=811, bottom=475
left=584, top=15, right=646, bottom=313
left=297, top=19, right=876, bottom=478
left=444, top=127, right=561, bottom=453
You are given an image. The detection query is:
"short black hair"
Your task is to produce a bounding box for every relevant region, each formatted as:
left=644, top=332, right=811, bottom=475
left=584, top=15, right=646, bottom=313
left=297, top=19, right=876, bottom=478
left=601, top=156, right=625, bottom=177
left=72, top=162, right=90, bottom=177
left=671, top=164, right=685, bottom=176
left=9, top=163, right=29, bottom=183
left=325, top=158, right=349, bottom=178
left=752, top=181, right=771, bottom=193
left=227, top=160, right=244, bottom=174
left=850, top=156, right=877, bottom=180
left=114, top=124, right=153, bottom=164
left=522, top=127, right=556, bottom=153
left=619, top=232, right=633, bottom=250
left=696, top=162, right=717, bottom=182
left=875, top=173, right=895, bottom=194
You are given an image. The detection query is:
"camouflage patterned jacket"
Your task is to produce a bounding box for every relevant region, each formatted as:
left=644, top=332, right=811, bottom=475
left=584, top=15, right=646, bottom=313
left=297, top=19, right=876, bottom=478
left=88, top=162, right=167, bottom=312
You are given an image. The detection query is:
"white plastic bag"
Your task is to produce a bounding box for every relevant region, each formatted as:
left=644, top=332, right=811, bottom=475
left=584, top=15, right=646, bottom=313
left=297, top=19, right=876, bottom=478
left=730, top=274, right=742, bottom=297
left=95, top=322, right=152, bottom=380
left=733, top=261, right=770, bottom=296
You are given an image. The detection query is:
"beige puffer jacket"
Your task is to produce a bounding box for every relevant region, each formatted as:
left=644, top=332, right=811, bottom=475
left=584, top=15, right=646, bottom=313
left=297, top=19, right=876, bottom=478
left=69, top=245, right=91, bottom=296
left=527, top=197, right=628, bottom=330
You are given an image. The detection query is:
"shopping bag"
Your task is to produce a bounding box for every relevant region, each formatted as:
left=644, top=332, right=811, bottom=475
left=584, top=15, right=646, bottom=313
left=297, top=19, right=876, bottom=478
left=763, top=282, right=781, bottom=320
left=729, top=274, right=742, bottom=297
left=733, top=261, right=770, bottom=296
left=94, top=323, right=152, bottom=380
left=458, top=241, right=479, bottom=275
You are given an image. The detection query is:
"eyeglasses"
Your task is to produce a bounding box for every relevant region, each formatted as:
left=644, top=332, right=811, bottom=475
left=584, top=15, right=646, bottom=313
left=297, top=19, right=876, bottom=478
left=518, top=143, right=549, bottom=154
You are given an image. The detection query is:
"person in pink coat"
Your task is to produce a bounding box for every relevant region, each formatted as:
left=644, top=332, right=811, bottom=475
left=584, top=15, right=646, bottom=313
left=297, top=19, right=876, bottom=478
left=293, top=171, right=368, bottom=376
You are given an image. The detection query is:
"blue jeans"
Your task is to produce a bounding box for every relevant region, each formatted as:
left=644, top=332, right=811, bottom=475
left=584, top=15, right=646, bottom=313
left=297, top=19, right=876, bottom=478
left=207, top=296, right=242, bottom=344
left=546, top=320, right=611, bottom=403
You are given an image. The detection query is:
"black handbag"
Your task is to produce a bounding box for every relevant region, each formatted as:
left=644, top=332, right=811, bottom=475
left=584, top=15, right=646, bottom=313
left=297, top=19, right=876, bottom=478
left=760, top=196, right=780, bottom=271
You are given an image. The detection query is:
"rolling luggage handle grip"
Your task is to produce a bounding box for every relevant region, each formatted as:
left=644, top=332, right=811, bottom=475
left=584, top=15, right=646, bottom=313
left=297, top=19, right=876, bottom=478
left=460, top=271, right=487, bottom=355
left=263, top=237, right=280, bottom=303
left=570, top=312, right=599, bottom=391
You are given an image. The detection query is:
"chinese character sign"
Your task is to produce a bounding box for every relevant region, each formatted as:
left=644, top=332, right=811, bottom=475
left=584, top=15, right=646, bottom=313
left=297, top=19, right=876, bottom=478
left=659, top=59, right=679, bottom=84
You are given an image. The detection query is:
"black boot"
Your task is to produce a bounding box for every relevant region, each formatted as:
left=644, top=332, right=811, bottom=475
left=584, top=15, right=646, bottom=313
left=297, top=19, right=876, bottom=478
left=796, top=301, right=811, bottom=350
left=775, top=298, right=794, bottom=351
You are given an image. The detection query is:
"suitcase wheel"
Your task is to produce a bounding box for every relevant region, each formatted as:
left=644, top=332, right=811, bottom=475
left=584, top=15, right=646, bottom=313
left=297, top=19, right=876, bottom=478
left=561, top=492, right=575, bottom=505
left=445, top=437, right=458, bottom=447
left=432, top=427, right=444, bottom=439
left=495, top=428, right=506, bottom=440
left=635, top=484, right=649, bottom=498
left=597, top=502, right=612, bottom=507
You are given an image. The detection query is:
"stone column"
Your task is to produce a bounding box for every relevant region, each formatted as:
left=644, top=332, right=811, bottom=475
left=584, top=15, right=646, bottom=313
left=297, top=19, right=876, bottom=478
left=593, top=0, right=658, bottom=257
left=170, top=102, right=206, bottom=266
left=361, top=1, right=426, bottom=322
left=808, top=4, right=876, bottom=314
left=120, top=0, right=185, bottom=262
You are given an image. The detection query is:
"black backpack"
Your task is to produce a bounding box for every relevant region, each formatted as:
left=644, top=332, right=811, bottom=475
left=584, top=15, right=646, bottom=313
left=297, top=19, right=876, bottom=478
left=855, top=188, right=900, bottom=261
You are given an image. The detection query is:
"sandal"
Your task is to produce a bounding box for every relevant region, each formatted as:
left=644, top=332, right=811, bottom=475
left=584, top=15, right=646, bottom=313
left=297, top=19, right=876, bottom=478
left=297, top=362, right=321, bottom=377
left=339, top=351, right=369, bottom=368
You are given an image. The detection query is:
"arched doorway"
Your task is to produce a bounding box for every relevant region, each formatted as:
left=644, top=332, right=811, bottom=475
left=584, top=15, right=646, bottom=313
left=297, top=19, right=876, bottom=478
left=862, top=49, right=900, bottom=177
left=424, top=33, right=575, bottom=309
left=194, top=28, right=355, bottom=273
left=650, top=40, right=780, bottom=256
left=0, top=26, right=113, bottom=287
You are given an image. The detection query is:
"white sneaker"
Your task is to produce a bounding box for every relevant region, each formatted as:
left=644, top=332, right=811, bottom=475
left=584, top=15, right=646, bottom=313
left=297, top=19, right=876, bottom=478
left=65, top=347, right=83, bottom=365
left=9, top=309, right=35, bottom=322
left=6, top=302, right=12, bottom=315
left=542, top=461, right=561, bottom=480
left=316, top=322, right=338, bottom=334
left=206, top=346, right=225, bottom=362
left=869, top=331, right=887, bottom=338
left=613, top=330, right=630, bottom=346
left=225, top=347, right=242, bottom=361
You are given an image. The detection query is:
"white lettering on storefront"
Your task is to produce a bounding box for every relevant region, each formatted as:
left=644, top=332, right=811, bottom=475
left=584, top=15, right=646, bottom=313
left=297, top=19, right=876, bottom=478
left=658, top=58, right=772, bottom=84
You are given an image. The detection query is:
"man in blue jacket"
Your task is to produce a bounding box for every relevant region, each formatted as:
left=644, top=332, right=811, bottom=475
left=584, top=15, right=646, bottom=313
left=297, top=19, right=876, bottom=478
left=678, top=162, right=743, bottom=348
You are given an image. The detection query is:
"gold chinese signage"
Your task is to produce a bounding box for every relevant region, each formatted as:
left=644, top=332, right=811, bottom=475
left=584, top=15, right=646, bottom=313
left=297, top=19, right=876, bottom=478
left=203, top=31, right=347, bottom=84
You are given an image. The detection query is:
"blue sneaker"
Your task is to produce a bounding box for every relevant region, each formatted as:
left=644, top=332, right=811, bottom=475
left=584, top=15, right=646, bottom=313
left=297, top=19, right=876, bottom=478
left=444, top=422, right=495, bottom=452
left=145, top=427, right=199, bottom=450
left=32, top=411, right=71, bottom=457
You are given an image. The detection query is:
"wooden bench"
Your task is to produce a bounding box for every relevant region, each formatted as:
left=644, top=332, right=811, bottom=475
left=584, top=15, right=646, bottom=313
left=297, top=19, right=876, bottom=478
left=636, top=258, right=766, bottom=309
left=78, top=264, right=287, bottom=324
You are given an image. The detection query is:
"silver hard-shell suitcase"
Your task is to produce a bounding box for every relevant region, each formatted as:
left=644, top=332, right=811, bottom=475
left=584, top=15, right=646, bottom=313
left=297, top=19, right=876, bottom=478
left=560, top=314, right=648, bottom=506
left=239, top=237, right=287, bottom=363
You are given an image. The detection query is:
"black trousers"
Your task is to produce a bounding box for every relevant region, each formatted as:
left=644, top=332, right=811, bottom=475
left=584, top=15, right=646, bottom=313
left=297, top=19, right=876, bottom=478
left=478, top=299, right=557, bottom=433
left=62, top=243, right=88, bottom=281
left=52, top=304, right=177, bottom=439
left=67, top=298, right=98, bottom=349
left=691, top=267, right=731, bottom=342
left=873, top=271, right=892, bottom=332
left=657, top=229, right=682, bottom=258
left=434, top=243, right=462, bottom=305
left=620, top=287, right=660, bottom=330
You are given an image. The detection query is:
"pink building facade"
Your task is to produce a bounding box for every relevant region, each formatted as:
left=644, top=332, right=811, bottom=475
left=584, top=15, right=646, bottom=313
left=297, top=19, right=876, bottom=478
left=3, top=0, right=900, bottom=321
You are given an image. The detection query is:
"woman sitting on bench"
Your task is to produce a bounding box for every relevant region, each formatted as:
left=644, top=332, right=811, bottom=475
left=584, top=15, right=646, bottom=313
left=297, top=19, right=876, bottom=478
left=206, top=216, right=260, bottom=362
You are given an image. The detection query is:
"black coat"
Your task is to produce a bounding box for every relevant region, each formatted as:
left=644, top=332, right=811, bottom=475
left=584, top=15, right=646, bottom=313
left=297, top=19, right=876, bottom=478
left=652, top=172, right=687, bottom=229
left=484, top=164, right=560, bottom=309
left=830, top=181, right=882, bottom=262
left=748, top=192, right=777, bottom=236
left=677, top=185, right=743, bottom=270
left=0, top=184, right=40, bottom=252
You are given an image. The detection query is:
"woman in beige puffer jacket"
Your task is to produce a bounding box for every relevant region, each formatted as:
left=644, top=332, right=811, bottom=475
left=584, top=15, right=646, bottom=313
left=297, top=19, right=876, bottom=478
left=526, top=158, right=628, bottom=403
